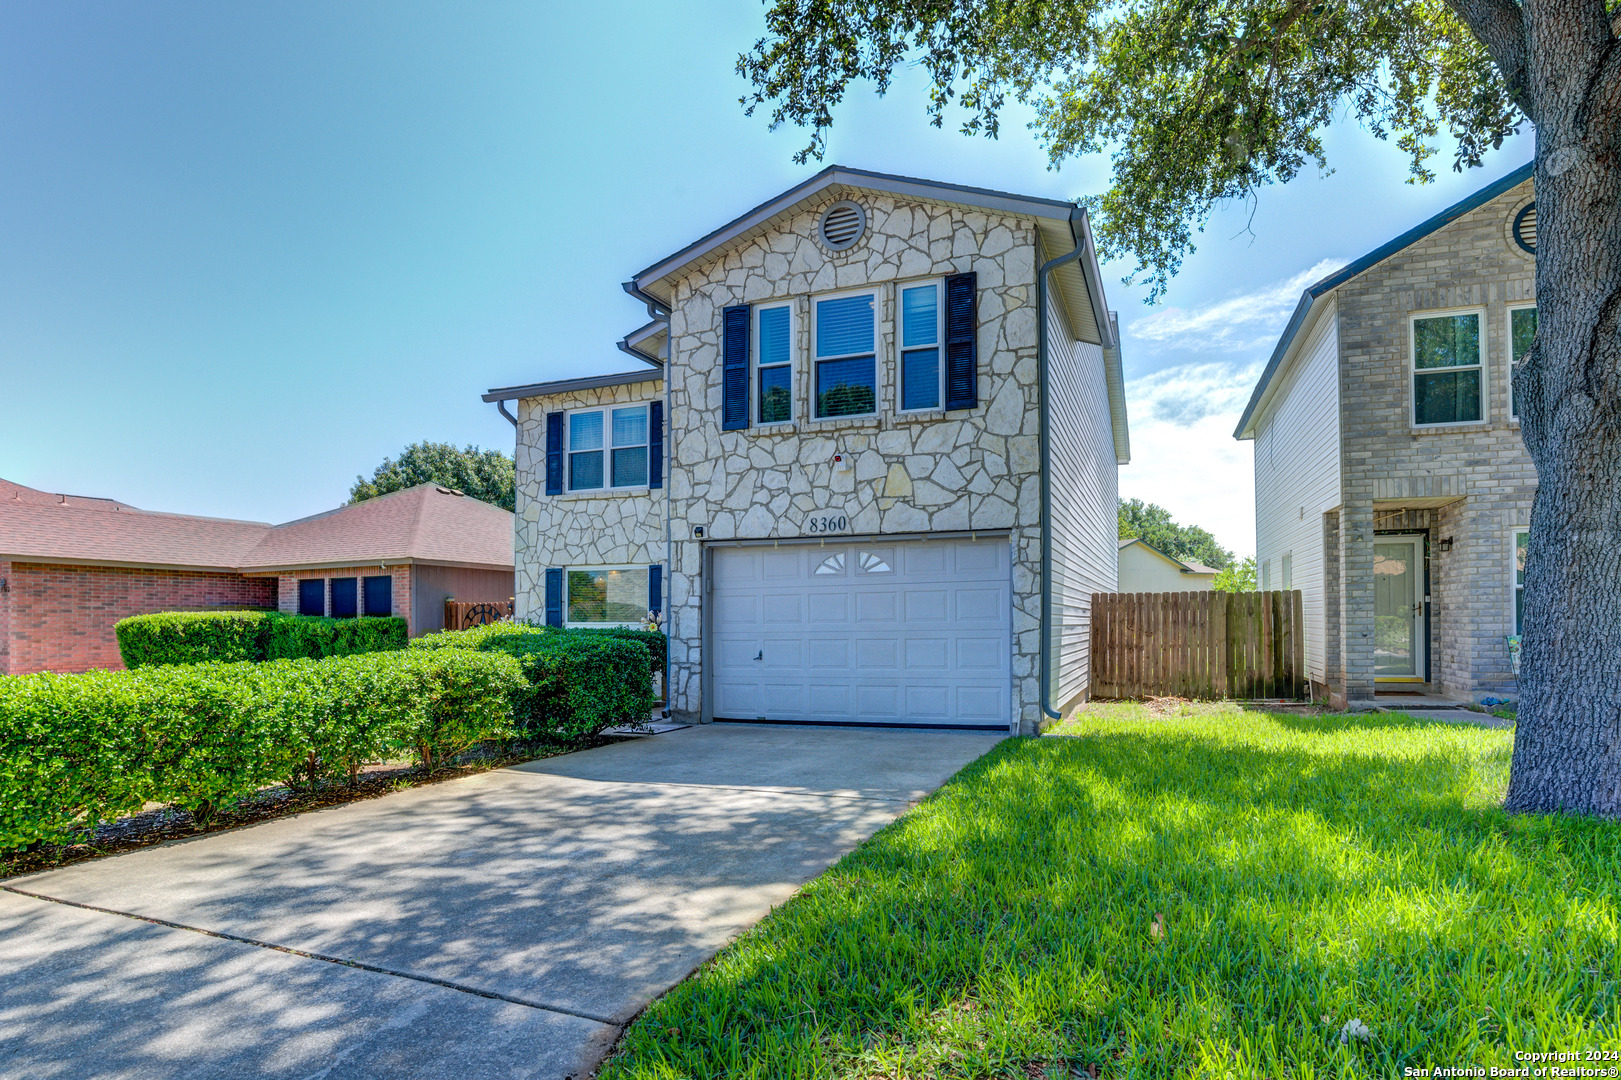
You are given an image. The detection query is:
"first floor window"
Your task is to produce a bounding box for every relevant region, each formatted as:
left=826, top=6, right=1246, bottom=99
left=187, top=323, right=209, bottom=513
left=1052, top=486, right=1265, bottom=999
left=1261, top=559, right=1272, bottom=591
left=1510, top=306, right=1537, bottom=418
left=814, top=292, right=876, bottom=418
left=298, top=578, right=325, bottom=617
left=566, top=567, right=649, bottom=626
left=757, top=303, right=792, bottom=423
left=569, top=405, right=649, bottom=490
left=363, top=575, right=392, bottom=617
left=1280, top=553, right=1293, bottom=592
left=1514, top=530, right=1529, bottom=634
left=330, top=577, right=358, bottom=619
left=1412, top=311, right=1483, bottom=425
left=900, top=281, right=943, bottom=411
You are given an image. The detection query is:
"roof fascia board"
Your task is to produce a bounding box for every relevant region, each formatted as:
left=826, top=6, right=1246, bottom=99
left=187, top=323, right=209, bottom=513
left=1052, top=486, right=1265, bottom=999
left=0, top=554, right=247, bottom=573
left=1233, top=290, right=1325, bottom=439
left=617, top=319, right=667, bottom=368
left=1233, top=160, right=1533, bottom=439
left=483, top=368, right=665, bottom=403
left=630, top=166, right=1079, bottom=296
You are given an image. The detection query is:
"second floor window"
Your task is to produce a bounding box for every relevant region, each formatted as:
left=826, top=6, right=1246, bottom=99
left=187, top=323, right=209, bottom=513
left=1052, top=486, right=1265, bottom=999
left=900, top=281, right=943, bottom=411
left=569, top=405, right=648, bottom=491
left=757, top=303, right=792, bottom=423
left=1412, top=311, right=1483, bottom=425
left=1510, top=305, right=1537, bottom=419
left=814, top=291, right=876, bottom=418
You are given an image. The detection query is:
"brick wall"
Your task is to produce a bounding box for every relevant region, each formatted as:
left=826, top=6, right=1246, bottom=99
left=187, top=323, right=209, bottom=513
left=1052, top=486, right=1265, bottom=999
left=2, top=562, right=276, bottom=675
left=270, top=565, right=415, bottom=634
left=1333, top=178, right=1536, bottom=702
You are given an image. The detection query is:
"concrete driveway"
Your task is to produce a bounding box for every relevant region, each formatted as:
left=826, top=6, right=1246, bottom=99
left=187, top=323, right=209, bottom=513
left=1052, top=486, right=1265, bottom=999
left=0, top=723, right=1001, bottom=1080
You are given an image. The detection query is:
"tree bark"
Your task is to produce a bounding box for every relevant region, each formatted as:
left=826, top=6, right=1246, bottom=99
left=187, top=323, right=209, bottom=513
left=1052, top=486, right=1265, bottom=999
left=1502, top=0, right=1621, bottom=815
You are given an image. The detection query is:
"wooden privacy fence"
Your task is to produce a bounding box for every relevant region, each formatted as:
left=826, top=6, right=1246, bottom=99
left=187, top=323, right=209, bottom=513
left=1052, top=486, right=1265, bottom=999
left=1090, top=590, right=1306, bottom=700
left=443, top=599, right=515, bottom=632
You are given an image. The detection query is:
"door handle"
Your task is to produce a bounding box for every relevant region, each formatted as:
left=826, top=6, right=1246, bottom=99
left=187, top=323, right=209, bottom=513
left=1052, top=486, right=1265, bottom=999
left=753, top=650, right=763, bottom=661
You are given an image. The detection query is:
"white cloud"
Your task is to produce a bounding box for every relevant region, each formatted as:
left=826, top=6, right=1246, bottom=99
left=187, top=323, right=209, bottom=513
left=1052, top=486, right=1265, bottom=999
left=1118, top=359, right=1262, bottom=557
left=1127, top=258, right=1345, bottom=354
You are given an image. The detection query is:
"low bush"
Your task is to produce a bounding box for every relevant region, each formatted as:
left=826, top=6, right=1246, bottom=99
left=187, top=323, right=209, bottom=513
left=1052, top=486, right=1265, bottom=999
left=115, top=610, right=407, bottom=668
left=0, top=649, right=522, bottom=853
left=411, top=622, right=661, bottom=739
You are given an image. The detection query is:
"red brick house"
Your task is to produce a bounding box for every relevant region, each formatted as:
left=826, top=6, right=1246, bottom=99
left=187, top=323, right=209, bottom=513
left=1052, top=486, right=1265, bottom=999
left=0, top=479, right=514, bottom=675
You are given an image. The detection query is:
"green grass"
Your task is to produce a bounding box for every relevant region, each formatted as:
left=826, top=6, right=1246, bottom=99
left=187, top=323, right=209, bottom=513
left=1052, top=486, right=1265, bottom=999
left=599, top=703, right=1620, bottom=1079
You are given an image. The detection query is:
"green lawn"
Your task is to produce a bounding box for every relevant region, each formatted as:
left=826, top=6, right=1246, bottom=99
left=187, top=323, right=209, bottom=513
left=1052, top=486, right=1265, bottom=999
left=600, top=703, right=1620, bottom=1079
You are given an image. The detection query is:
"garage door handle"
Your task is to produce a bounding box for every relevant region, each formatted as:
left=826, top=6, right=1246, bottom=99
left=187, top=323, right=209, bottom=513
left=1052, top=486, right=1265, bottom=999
left=753, top=650, right=763, bottom=661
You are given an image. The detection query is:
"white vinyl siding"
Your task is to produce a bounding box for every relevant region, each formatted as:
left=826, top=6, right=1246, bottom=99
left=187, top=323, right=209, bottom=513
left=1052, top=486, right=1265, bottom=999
left=1046, top=285, right=1119, bottom=712
left=1117, top=543, right=1215, bottom=592
left=1253, top=301, right=1342, bottom=685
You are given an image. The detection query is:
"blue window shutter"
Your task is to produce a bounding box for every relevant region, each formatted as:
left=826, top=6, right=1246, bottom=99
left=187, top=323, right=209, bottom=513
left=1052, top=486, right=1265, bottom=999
left=649, top=564, right=662, bottom=613
left=649, top=400, right=664, bottom=489
left=545, top=412, right=564, bottom=496
left=544, top=567, right=563, bottom=627
left=722, top=305, right=751, bottom=430
left=944, top=272, right=978, bottom=410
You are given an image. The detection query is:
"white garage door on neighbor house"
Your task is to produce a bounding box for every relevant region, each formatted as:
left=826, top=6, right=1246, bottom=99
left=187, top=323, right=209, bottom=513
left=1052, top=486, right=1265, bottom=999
left=710, top=536, right=1011, bottom=728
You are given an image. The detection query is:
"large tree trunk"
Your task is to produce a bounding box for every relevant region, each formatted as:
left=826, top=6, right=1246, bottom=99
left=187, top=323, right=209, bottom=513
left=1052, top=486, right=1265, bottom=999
left=1500, top=0, right=1621, bottom=815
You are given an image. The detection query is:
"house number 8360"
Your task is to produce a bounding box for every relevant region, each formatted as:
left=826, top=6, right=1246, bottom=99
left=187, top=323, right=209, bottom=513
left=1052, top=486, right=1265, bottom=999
left=805, top=514, right=848, bottom=534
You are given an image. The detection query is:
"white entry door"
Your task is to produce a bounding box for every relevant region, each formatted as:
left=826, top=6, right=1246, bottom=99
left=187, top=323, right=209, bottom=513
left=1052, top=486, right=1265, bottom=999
left=709, top=537, right=1011, bottom=727
left=1373, top=534, right=1426, bottom=680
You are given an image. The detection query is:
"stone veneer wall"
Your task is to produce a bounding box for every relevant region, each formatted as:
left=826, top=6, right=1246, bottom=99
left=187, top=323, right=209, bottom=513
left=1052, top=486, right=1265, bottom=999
left=512, top=380, right=666, bottom=623
left=1333, top=178, right=1536, bottom=702
left=662, top=193, right=1052, bottom=732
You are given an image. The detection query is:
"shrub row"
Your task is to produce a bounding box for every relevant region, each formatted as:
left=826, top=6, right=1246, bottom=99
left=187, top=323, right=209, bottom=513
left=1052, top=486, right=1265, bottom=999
left=115, top=610, right=408, bottom=668
left=410, top=623, right=663, bottom=740
left=0, top=649, right=523, bottom=853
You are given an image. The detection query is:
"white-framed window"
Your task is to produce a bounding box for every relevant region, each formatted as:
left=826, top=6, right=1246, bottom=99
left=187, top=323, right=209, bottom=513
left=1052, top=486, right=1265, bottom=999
left=755, top=301, right=793, bottom=424
left=1281, top=552, right=1293, bottom=591
left=568, top=405, right=649, bottom=491
left=565, top=566, right=649, bottom=627
left=1513, top=530, right=1529, bottom=635
left=898, top=279, right=944, bottom=412
left=1508, top=303, right=1537, bottom=420
left=812, top=289, right=877, bottom=418
left=1261, top=559, right=1272, bottom=591
left=1411, top=309, right=1485, bottom=426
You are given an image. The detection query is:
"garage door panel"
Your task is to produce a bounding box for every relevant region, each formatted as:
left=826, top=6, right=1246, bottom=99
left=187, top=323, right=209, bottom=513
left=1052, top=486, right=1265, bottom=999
left=954, top=588, right=1004, bottom=622
left=712, top=536, right=1010, bottom=728
left=854, top=638, right=899, bottom=670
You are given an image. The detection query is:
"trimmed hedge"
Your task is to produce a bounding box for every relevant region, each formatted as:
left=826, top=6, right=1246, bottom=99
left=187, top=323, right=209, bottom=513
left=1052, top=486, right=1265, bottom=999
left=0, top=649, right=522, bottom=853
left=411, top=623, right=660, bottom=739
left=115, top=610, right=408, bottom=668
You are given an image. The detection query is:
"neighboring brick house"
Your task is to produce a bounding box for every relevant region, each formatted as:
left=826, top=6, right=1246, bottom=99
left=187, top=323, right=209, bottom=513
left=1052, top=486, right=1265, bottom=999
left=0, top=480, right=514, bottom=674
left=487, top=167, right=1131, bottom=734
left=1235, top=163, right=1537, bottom=707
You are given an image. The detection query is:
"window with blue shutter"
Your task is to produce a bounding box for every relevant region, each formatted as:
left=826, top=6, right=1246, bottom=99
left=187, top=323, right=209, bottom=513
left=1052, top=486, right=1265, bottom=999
left=649, top=400, right=664, bottom=489
left=363, top=575, right=392, bottom=616
left=544, top=567, right=564, bottom=627
left=649, top=565, right=663, bottom=613
left=330, top=577, right=358, bottom=619
left=944, top=272, right=978, bottom=411
left=723, top=305, right=751, bottom=430
left=545, top=412, right=564, bottom=496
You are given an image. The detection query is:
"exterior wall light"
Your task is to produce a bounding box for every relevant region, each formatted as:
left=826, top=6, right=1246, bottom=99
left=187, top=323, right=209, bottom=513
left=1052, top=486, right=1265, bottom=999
left=1438, top=537, right=1454, bottom=552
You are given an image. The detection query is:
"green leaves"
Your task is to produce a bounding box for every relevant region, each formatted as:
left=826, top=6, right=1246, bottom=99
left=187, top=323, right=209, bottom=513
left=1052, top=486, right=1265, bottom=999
left=739, top=0, right=1525, bottom=298
left=349, top=441, right=515, bottom=512
left=115, top=610, right=409, bottom=668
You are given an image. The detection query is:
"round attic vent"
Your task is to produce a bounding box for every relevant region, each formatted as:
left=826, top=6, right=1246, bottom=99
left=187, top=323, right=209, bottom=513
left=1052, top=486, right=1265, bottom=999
left=818, top=200, right=866, bottom=251
left=1513, top=202, right=1537, bottom=254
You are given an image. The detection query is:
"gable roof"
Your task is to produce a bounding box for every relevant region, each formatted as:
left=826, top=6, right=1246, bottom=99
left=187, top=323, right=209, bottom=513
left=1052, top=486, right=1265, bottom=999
left=1118, top=536, right=1219, bottom=576
left=2, top=478, right=135, bottom=511
left=0, top=480, right=513, bottom=572
left=625, top=165, right=1116, bottom=350
left=1233, top=161, right=1534, bottom=440
left=483, top=368, right=663, bottom=403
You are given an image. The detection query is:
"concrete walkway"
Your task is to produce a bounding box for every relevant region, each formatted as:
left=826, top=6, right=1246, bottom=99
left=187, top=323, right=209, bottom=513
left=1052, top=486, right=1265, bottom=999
left=0, top=724, right=1001, bottom=1080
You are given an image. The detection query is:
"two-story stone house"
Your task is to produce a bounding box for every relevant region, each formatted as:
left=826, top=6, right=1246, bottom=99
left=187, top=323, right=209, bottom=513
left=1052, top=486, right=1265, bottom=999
left=484, top=167, right=1130, bottom=734
left=1236, top=163, right=1537, bottom=708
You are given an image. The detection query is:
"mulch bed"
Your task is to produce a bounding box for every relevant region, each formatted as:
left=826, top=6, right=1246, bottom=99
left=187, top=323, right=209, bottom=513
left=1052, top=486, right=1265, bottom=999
left=1, top=736, right=608, bottom=879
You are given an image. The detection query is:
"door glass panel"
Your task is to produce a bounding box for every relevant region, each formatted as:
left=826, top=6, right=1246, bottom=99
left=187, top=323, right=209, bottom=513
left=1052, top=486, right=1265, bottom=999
left=1374, top=542, right=1416, bottom=675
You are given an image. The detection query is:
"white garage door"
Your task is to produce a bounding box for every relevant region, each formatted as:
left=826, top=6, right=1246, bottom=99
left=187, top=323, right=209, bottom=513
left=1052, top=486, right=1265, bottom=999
left=710, top=536, right=1011, bottom=728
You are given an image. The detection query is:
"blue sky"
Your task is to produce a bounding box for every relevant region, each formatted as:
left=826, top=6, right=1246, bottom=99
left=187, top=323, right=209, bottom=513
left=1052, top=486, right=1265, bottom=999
left=0, top=1, right=1533, bottom=555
